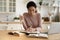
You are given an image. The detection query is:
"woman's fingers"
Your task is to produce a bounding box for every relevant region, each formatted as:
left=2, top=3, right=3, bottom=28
left=26, top=28, right=36, bottom=32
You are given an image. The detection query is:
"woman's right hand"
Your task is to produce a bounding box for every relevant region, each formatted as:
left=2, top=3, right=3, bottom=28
left=26, top=27, right=32, bottom=32
left=26, top=27, right=37, bottom=32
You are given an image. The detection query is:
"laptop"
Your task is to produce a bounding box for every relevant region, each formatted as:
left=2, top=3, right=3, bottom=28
left=48, top=22, right=60, bottom=34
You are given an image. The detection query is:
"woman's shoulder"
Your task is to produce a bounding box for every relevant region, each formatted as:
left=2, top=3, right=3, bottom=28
left=37, top=13, right=41, bottom=16
left=23, top=12, right=28, bottom=16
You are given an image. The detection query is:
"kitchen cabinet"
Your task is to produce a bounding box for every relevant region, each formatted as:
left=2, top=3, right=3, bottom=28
left=7, top=24, right=24, bottom=30
left=0, top=22, right=50, bottom=31
left=0, top=22, right=24, bottom=30
left=0, top=0, right=16, bottom=13
left=0, top=24, right=7, bottom=30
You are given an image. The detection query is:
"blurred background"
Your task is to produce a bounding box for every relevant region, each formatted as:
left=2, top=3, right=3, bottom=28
left=0, top=0, right=60, bottom=32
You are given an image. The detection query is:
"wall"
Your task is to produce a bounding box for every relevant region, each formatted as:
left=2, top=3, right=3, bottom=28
left=16, top=0, right=27, bottom=16
left=16, top=0, right=49, bottom=17
left=16, top=0, right=40, bottom=16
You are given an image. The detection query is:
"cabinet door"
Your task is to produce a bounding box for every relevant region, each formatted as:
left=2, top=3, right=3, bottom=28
left=7, top=24, right=24, bottom=30
left=8, top=0, right=16, bottom=13
left=0, top=24, right=7, bottom=30
left=0, top=0, right=7, bottom=13
left=0, top=0, right=16, bottom=13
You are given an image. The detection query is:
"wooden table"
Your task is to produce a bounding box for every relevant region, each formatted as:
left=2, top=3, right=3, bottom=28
left=0, top=30, right=48, bottom=40
left=0, top=30, right=60, bottom=40
left=49, top=34, right=60, bottom=40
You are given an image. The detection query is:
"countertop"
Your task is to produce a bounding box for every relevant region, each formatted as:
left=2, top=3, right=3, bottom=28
left=0, top=22, right=21, bottom=24
left=0, top=21, right=51, bottom=24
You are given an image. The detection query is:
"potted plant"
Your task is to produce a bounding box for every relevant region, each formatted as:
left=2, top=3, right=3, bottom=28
left=39, top=0, right=43, bottom=5
left=14, top=17, right=20, bottom=22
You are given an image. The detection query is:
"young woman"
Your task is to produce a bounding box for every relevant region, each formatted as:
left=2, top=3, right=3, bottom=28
left=22, top=1, right=42, bottom=32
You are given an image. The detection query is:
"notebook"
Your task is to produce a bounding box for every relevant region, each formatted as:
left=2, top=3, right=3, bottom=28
left=28, top=33, right=48, bottom=38
left=20, top=31, right=48, bottom=38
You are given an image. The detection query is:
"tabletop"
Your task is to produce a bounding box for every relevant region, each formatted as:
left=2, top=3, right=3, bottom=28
left=0, top=30, right=60, bottom=40
left=0, top=30, right=48, bottom=40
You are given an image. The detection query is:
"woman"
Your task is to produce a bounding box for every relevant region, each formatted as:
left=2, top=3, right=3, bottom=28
left=22, top=1, right=41, bottom=32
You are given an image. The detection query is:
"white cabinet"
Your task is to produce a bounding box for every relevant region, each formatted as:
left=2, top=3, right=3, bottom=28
left=0, top=22, right=24, bottom=30
left=0, top=24, right=7, bottom=30
left=7, top=24, right=24, bottom=30
left=0, top=0, right=16, bottom=13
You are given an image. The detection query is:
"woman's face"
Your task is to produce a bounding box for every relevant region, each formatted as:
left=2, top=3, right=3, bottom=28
left=28, top=6, right=36, bottom=15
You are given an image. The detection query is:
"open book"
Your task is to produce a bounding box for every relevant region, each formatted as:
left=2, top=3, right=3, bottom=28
left=20, top=31, right=48, bottom=38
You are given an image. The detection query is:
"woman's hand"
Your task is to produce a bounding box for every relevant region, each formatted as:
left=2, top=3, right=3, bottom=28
left=26, top=27, right=37, bottom=32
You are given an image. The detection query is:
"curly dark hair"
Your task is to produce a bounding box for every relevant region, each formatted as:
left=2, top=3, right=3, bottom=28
left=26, top=1, right=37, bottom=9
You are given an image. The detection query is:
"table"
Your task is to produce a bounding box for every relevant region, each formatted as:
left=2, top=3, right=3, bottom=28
left=0, top=30, right=48, bottom=40
left=49, top=34, right=60, bottom=40
left=0, top=30, right=60, bottom=40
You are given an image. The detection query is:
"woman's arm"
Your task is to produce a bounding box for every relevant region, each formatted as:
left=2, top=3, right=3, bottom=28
left=19, top=14, right=28, bottom=30
left=38, top=13, right=42, bottom=28
left=22, top=15, right=28, bottom=30
left=23, top=14, right=34, bottom=31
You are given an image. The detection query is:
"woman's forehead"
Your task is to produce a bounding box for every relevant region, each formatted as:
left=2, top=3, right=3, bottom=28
left=28, top=6, right=36, bottom=9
